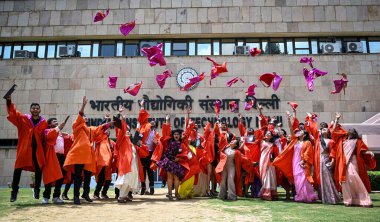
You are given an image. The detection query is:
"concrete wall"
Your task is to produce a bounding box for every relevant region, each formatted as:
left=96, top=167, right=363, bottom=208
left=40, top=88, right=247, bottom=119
left=0, top=54, right=379, bottom=139
left=0, top=0, right=379, bottom=40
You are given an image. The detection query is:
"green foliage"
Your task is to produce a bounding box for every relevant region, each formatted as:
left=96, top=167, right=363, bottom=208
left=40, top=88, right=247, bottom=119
left=368, top=171, right=380, bottom=191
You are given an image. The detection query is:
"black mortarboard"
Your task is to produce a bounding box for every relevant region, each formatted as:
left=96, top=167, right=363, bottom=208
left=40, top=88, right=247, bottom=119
left=3, top=84, right=17, bottom=99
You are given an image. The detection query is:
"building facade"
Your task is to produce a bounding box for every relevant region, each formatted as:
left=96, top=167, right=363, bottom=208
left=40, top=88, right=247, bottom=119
left=0, top=0, right=379, bottom=186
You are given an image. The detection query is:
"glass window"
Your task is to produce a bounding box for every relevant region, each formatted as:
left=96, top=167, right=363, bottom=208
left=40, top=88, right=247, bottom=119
left=164, top=41, right=171, bottom=56
left=78, top=41, right=91, bottom=57
left=56, top=42, right=66, bottom=58
left=237, top=40, right=244, bottom=46
left=189, top=41, right=195, bottom=56
left=125, top=43, right=139, bottom=57
left=47, top=43, right=56, bottom=58
left=221, top=39, right=235, bottom=55
left=368, top=38, right=380, bottom=53
left=265, top=38, right=285, bottom=54
left=197, top=40, right=211, bottom=55
left=286, top=39, right=293, bottom=54
left=13, top=44, right=21, bottom=58
left=295, top=39, right=309, bottom=48
left=116, top=42, right=123, bottom=56
left=294, top=38, right=310, bottom=54
left=311, top=39, right=318, bottom=54
left=213, top=40, right=220, bottom=55
left=37, top=44, right=46, bottom=58
left=92, top=42, right=99, bottom=57
left=101, top=41, right=115, bottom=57
left=3, top=45, right=12, bottom=59
left=261, top=40, right=268, bottom=54
left=246, top=39, right=261, bottom=53
left=0, top=45, right=2, bottom=58
left=360, top=38, right=368, bottom=53
left=172, top=42, right=188, bottom=56
left=23, top=44, right=37, bottom=52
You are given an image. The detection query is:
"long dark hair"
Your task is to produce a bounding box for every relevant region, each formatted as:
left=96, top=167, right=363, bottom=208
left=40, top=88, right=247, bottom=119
left=348, top=128, right=360, bottom=139
left=170, top=129, right=183, bottom=142
left=301, top=130, right=311, bottom=141
left=265, top=130, right=276, bottom=143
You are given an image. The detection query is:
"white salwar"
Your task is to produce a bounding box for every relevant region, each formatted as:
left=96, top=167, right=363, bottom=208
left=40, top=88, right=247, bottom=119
left=115, top=145, right=140, bottom=198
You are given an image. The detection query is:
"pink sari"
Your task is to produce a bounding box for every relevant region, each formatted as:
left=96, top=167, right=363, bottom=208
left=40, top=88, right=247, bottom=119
left=342, top=139, right=372, bottom=207
left=259, top=141, right=278, bottom=200
left=293, top=141, right=318, bottom=203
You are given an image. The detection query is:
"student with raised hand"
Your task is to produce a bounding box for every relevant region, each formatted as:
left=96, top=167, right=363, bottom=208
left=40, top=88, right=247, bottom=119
left=63, top=96, right=111, bottom=205
left=5, top=95, right=48, bottom=202
left=332, top=113, right=376, bottom=207
left=42, top=116, right=70, bottom=204
left=273, top=110, right=318, bottom=203
left=136, top=99, right=160, bottom=195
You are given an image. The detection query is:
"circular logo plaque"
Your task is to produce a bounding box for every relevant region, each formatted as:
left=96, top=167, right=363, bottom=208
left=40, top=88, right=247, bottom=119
left=176, top=67, right=199, bottom=91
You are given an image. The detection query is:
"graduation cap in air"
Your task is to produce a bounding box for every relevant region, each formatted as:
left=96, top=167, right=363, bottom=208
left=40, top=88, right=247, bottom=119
left=226, top=77, right=244, bottom=87
left=141, top=43, right=166, bottom=67
left=124, top=81, right=142, bottom=96
left=207, top=57, right=228, bottom=85
left=229, top=101, right=238, bottom=113
left=331, top=73, right=348, bottom=95
left=93, top=9, right=110, bottom=22
left=249, top=47, right=262, bottom=57
left=119, top=20, right=136, bottom=36
left=181, top=72, right=205, bottom=91
left=156, top=69, right=172, bottom=89
left=287, top=101, right=298, bottom=111
left=259, top=72, right=283, bottom=91
left=245, top=83, right=257, bottom=96
left=3, top=84, right=17, bottom=99
left=108, top=76, right=118, bottom=88
left=300, top=56, right=314, bottom=68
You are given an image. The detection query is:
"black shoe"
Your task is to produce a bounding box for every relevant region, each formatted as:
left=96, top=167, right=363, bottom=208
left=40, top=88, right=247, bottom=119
left=149, top=188, right=154, bottom=195
left=10, top=190, right=18, bottom=202
left=74, top=196, right=81, bottom=205
left=161, top=182, right=166, bottom=188
left=33, top=189, right=40, bottom=199
left=82, top=195, right=93, bottom=203
left=128, top=191, right=133, bottom=199
left=101, top=194, right=109, bottom=199
left=62, top=193, right=69, bottom=200
left=93, top=193, right=100, bottom=200
left=140, top=188, right=146, bottom=195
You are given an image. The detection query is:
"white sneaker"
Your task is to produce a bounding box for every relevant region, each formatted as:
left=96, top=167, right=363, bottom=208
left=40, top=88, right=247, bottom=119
left=42, top=198, right=49, bottom=204
left=52, top=197, right=64, bottom=204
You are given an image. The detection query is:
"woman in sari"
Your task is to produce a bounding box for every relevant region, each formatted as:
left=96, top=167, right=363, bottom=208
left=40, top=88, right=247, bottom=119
left=259, top=131, right=279, bottom=200
left=332, top=113, right=375, bottom=207
left=273, top=111, right=318, bottom=203
left=317, top=123, right=341, bottom=204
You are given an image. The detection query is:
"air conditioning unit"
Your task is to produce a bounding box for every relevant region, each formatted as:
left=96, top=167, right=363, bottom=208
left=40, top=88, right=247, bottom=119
left=320, top=43, right=341, bottom=54
left=346, top=42, right=363, bottom=53
left=59, top=45, right=76, bottom=57
left=234, top=46, right=249, bottom=55
left=14, top=50, right=29, bottom=58
left=140, top=41, right=158, bottom=56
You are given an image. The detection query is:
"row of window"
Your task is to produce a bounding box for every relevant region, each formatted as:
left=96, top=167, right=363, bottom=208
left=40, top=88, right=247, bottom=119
left=1, top=37, right=380, bottom=59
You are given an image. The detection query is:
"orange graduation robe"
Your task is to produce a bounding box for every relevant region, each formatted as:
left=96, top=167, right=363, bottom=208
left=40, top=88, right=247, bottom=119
left=273, top=138, right=314, bottom=185
left=332, top=127, right=376, bottom=192
left=42, top=128, right=63, bottom=185
left=6, top=101, right=47, bottom=171
left=63, top=114, right=103, bottom=174
left=115, top=118, right=145, bottom=182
